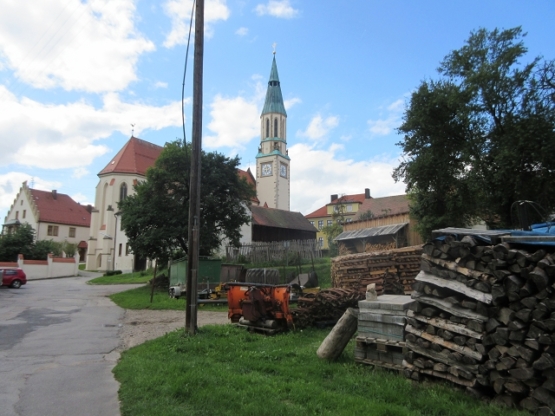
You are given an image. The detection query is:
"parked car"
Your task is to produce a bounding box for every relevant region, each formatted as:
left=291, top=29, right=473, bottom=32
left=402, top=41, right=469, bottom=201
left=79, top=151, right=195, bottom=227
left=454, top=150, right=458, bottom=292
left=1, top=268, right=27, bottom=289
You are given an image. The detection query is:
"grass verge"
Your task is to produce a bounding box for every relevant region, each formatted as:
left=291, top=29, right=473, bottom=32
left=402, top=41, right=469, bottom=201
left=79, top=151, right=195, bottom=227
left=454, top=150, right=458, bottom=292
left=114, top=325, right=524, bottom=416
left=87, top=271, right=153, bottom=285
left=109, top=285, right=227, bottom=312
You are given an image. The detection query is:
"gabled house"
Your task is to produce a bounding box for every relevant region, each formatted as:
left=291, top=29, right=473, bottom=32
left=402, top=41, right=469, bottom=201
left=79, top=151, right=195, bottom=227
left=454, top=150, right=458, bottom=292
left=3, top=181, right=92, bottom=261
left=305, top=189, right=372, bottom=249
left=334, top=194, right=423, bottom=254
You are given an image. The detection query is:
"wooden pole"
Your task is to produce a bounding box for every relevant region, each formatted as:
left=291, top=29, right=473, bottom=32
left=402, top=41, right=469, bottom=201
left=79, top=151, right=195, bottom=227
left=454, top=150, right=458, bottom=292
left=317, top=307, right=359, bottom=361
left=186, top=0, right=203, bottom=335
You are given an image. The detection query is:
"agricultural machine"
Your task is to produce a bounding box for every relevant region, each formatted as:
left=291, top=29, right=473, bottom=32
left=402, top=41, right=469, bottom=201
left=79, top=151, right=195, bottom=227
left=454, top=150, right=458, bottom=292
left=225, top=282, right=294, bottom=334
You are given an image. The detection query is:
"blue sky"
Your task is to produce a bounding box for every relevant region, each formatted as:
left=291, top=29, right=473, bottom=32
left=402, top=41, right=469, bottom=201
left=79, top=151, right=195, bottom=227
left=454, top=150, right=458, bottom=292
left=1, top=0, right=554, bottom=221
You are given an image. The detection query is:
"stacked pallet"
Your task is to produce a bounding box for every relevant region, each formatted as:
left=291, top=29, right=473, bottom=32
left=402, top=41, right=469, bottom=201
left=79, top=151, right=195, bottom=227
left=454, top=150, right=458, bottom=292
left=355, top=295, right=414, bottom=370
left=404, top=235, right=555, bottom=414
left=332, top=246, right=423, bottom=296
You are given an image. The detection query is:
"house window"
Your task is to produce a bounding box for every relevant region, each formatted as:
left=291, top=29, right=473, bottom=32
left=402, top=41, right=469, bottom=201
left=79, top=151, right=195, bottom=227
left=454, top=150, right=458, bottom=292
left=15, top=211, right=18, bottom=219
left=120, top=183, right=128, bottom=201
left=20, top=200, right=23, bottom=206
left=346, top=218, right=352, bottom=222
left=119, top=243, right=122, bottom=257
left=309, top=221, right=314, bottom=226
left=318, top=220, right=324, bottom=230
left=126, top=243, right=131, bottom=255
left=47, top=225, right=59, bottom=236
left=22, top=210, right=26, bottom=219
left=69, top=227, right=76, bottom=238
left=327, top=220, right=333, bottom=226
left=318, top=237, right=324, bottom=247
left=347, top=205, right=353, bottom=212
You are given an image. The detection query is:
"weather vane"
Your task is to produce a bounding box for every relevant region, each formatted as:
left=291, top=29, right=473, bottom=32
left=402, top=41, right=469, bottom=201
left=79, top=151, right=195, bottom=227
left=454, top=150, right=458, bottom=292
left=272, top=42, right=277, bottom=55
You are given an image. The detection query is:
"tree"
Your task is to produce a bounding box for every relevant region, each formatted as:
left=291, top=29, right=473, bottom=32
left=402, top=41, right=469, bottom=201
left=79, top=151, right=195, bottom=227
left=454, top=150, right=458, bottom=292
left=118, top=140, right=256, bottom=260
left=394, top=27, right=555, bottom=239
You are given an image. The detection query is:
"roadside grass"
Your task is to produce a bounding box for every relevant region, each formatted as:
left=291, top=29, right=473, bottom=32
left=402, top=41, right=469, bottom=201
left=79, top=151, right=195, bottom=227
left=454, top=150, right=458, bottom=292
left=114, top=325, right=524, bottom=416
left=87, top=271, right=153, bottom=285
left=78, top=263, right=86, bottom=270
left=109, top=285, right=227, bottom=312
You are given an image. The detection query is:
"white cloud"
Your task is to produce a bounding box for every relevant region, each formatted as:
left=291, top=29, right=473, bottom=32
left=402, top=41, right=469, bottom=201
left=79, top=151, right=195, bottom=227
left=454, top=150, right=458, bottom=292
left=70, top=192, right=93, bottom=207
left=298, top=114, right=339, bottom=141
left=0, top=86, right=184, bottom=169
left=255, top=0, right=299, bottom=18
left=236, top=27, right=249, bottom=36
left=154, top=81, right=168, bottom=89
left=0, top=0, right=155, bottom=93
left=284, top=97, right=301, bottom=110
left=368, top=98, right=406, bottom=136
left=288, top=143, right=406, bottom=215
left=204, top=95, right=260, bottom=149
left=72, top=168, right=90, bottom=179
left=163, top=0, right=230, bottom=48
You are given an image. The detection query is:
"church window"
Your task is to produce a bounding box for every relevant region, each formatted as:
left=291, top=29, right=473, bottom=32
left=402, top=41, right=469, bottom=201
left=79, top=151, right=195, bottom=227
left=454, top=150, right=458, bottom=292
left=274, top=118, right=278, bottom=137
left=120, top=183, right=128, bottom=201
left=265, top=119, right=269, bottom=138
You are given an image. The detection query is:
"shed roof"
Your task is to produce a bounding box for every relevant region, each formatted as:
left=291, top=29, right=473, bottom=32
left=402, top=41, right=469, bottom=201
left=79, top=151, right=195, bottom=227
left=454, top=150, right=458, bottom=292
left=353, top=194, right=409, bottom=220
left=334, top=223, right=408, bottom=241
left=251, top=205, right=317, bottom=232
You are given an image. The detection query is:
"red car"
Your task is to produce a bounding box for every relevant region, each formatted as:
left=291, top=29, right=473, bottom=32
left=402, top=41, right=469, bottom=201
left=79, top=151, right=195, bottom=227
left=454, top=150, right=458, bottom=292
left=1, top=268, right=27, bottom=289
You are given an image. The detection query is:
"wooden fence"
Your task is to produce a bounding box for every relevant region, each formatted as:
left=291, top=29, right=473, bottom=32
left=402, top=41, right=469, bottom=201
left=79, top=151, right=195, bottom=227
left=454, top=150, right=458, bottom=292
left=225, top=240, right=322, bottom=264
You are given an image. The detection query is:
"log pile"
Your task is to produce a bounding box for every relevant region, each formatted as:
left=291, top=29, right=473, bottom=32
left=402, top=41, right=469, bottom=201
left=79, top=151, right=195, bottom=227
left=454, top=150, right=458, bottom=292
left=404, top=235, right=555, bottom=414
left=332, top=246, right=423, bottom=296
left=355, top=295, right=414, bottom=370
left=292, top=288, right=365, bottom=329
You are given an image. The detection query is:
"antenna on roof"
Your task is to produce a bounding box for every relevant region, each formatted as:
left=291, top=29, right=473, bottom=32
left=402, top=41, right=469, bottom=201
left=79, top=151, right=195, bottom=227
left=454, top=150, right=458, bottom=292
left=131, top=123, right=135, bottom=137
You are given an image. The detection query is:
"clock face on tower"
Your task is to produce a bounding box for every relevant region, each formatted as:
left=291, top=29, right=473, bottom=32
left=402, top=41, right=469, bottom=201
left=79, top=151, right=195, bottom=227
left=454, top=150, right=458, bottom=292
left=261, top=163, right=272, bottom=176
left=280, top=163, right=287, bottom=178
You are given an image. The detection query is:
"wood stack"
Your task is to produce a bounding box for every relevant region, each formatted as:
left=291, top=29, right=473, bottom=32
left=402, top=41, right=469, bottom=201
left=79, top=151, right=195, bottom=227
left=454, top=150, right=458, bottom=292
left=355, top=295, right=414, bottom=370
left=404, top=235, right=555, bottom=414
left=292, top=288, right=365, bottom=329
left=332, top=246, right=423, bottom=296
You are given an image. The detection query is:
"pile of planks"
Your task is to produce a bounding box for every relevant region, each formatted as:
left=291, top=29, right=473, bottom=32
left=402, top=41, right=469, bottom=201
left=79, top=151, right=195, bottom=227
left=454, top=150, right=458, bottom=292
left=355, top=295, right=413, bottom=370
left=332, top=246, right=423, bottom=296
left=404, top=235, right=555, bottom=413
left=292, top=288, right=364, bottom=329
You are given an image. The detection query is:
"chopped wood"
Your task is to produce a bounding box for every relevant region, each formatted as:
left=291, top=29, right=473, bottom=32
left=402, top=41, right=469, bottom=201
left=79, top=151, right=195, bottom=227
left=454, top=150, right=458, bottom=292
left=405, top=324, right=483, bottom=360
left=406, top=310, right=483, bottom=339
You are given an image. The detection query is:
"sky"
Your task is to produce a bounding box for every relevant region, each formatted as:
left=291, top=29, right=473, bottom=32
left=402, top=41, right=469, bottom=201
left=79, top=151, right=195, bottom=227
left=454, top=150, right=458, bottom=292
left=1, top=0, right=554, bottom=221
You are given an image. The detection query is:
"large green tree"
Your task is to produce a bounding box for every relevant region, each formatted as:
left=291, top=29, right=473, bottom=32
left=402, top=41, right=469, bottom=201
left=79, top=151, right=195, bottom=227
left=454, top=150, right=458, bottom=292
left=394, top=27, right=555, bottom=239
left=118, top=140, right=256, bottom=260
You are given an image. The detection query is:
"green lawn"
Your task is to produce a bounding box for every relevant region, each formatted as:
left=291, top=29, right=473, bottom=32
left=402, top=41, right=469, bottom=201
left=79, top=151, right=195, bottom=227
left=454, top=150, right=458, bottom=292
left=87, top=270, right=153, bottom=285
left=114, top=325, right=525, bottom=416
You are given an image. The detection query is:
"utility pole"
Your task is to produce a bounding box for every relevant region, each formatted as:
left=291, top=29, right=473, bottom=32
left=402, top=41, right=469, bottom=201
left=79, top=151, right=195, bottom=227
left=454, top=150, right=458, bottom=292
left=185, top=0, right=204, bottom=335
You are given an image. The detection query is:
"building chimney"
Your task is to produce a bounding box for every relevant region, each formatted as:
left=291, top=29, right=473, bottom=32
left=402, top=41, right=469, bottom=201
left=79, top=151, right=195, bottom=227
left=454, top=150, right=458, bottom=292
left=365, top=188, right=371, bottom=199
left=331, top=194, right=338, bottom=203
left=52, top=190, right=57, bottom=200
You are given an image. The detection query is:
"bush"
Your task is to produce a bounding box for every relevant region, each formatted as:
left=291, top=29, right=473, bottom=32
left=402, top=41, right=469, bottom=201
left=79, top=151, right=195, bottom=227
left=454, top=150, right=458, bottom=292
left=104, top=270, right=123, bottom=276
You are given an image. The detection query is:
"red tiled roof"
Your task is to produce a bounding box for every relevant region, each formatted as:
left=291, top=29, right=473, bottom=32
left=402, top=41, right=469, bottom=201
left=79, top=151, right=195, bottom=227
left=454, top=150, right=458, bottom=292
left=98, top=136, right=163, bottom=176
left=237, top=168, right=259, bottom=204
left=353, top=195, right=410, bottom=220
left=305, top=193, right=367, bottom=219
left=30, top=189, right=91, bottom=227
left=251, top=206, right=317, bottom=232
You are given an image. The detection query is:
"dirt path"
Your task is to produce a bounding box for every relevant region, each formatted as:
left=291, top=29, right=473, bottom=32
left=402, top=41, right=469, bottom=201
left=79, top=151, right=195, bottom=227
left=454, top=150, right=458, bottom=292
left=120, top=309, right=229, bottom=350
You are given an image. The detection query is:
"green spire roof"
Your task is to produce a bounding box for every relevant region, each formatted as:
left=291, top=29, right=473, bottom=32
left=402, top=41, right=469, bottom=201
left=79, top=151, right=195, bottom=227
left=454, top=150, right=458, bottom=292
left=261, top=56, right=287, bottom=116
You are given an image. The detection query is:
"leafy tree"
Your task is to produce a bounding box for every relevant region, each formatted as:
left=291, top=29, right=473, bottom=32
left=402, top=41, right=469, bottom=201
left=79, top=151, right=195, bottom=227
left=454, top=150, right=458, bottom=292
left=118, top=140, right=256, bottom=260
left=394, top=27, right=555, bottom=239
left=0, top=224, right=35, bottom=261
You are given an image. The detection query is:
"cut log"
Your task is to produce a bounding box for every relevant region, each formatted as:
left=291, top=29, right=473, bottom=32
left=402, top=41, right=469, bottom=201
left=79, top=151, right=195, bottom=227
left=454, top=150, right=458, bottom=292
left=316, top=308, right=358, bottom=361
left=405, top=325, right=483, bottom=360
left=415, top=271, right=493, bottom=304
left=417, top=296, right=488, bottom=322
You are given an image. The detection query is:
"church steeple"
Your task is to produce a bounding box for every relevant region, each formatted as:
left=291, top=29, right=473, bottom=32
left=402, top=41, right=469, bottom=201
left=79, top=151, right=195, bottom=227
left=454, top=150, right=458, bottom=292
left=256, top=52, right=290, bottom=211
left=261, top=56, right=287, bottom=116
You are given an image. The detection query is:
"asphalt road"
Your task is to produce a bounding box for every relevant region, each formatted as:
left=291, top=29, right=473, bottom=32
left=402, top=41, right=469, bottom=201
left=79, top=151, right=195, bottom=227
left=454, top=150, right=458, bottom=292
left=0, top=275, right=139, bottom=416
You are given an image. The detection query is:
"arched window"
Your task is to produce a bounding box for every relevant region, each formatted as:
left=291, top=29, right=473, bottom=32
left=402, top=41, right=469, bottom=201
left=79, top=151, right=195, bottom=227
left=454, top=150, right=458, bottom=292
left=274, top=118, right=278, bottom=138
left=120, top=183, right=127, bottom=201
left=265, top=118, right=269, bottom=138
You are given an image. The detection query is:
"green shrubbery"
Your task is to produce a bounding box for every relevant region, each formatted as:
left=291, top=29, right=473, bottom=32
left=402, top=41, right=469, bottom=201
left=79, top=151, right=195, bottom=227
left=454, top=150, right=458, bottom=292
left=103, top=270, right=123, bottom=276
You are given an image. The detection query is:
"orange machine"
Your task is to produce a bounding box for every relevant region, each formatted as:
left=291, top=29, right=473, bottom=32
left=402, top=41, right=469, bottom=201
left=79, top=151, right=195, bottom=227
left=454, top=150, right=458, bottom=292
left=224, top=282, right=294, bottom=334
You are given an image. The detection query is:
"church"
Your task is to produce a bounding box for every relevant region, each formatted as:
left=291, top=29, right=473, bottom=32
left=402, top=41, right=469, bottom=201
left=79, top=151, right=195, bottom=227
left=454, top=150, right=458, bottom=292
left=85, top=54, right=316, bottom=272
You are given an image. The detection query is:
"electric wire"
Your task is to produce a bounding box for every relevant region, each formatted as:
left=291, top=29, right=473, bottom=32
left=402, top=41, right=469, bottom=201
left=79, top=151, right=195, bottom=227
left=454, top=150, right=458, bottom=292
left=182, top=0, right=196, bottom=151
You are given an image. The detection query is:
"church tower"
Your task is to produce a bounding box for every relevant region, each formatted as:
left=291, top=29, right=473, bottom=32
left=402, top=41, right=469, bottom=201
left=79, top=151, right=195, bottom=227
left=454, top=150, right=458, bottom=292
left=256, top=53, right=290, bottom=210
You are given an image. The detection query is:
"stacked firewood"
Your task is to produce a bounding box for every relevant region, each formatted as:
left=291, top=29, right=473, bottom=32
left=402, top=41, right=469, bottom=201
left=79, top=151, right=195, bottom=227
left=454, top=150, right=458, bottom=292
left=331, top=246, right=423, bottom=296
left=404, top=235, right=555, bottom=413
left=292, top=288, right=364, bottom=329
